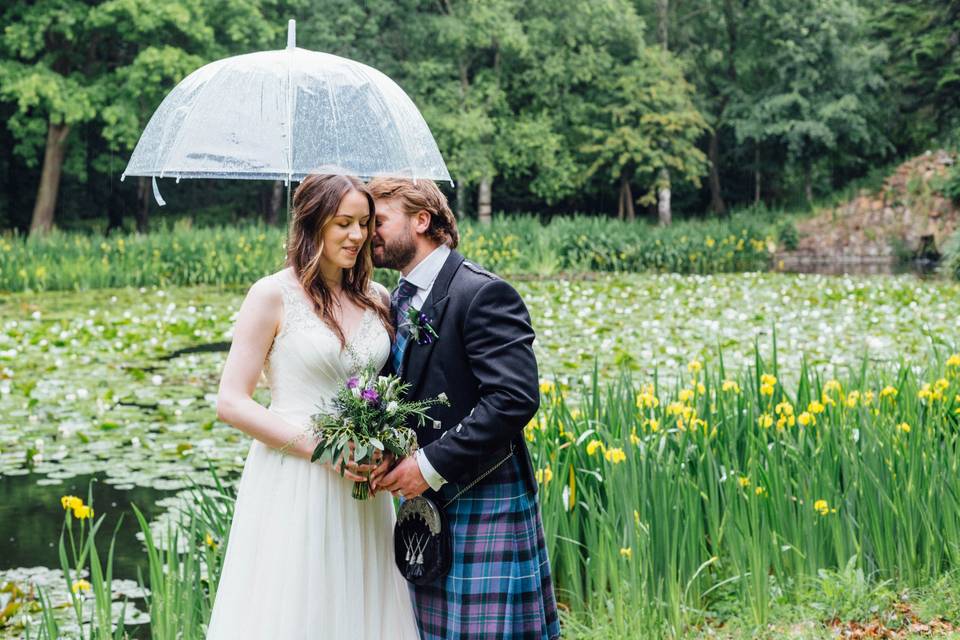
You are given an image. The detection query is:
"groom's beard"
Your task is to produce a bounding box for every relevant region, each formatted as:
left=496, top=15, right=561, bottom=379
left=373, top=232, right=417, bottom=271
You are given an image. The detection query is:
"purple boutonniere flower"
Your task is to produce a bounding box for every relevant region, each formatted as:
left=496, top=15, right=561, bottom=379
left=346, top=377, right=359, bottom=389
left=404, top=307, right=439, bottom=345
left=360, top=388, right=379, bottom=404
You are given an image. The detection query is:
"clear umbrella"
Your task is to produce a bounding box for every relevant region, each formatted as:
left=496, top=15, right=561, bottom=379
left=122, top=20, right=451, bottom=204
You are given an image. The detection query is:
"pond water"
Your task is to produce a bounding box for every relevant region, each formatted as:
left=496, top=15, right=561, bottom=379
left=1, top=271, right=959, bottom=632
left=775, top=257, right=941, bottom=277
left=0, top=473, right=171, bottom=578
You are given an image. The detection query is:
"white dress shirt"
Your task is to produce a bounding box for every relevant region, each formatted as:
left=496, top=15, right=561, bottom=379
left=400, top=244, right=451, bottom=491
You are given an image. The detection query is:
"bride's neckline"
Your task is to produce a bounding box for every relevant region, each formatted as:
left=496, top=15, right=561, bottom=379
left=280, top=269, right=373, bottom=345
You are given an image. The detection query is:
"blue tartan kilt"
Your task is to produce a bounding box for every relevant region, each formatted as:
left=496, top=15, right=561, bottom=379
left=410, top=455, right=560, bottom=640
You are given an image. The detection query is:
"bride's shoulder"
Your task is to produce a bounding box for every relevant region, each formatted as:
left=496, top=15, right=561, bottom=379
left=246, top=270, right=288, bottom=305
left=230, top=272, right=285, bottom=334
left=368, top=280, right=390, bottom=307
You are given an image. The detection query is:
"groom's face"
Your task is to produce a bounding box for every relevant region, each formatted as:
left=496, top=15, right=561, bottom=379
left=372, top=198, right=417, bottom=271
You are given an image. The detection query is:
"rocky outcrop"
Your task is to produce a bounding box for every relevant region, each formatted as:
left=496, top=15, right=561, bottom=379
left=778, top=150, right=958, bottom=268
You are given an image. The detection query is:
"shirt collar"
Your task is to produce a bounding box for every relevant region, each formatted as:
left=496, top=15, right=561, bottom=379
left=403, top=244, right=451, bottom=291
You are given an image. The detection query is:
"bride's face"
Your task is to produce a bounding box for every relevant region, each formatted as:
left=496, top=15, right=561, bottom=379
left=320, top=189, right=371, bottom=271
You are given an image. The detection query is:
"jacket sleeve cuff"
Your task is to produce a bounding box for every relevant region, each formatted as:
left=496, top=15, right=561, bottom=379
left=415, top=448, right=447, bottom=491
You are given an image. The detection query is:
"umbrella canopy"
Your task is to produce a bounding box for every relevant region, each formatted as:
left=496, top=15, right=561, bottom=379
left=122, top=20, right=450, bottom=199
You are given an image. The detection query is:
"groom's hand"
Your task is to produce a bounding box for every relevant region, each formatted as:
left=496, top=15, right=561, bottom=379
left=378, top=456, right=428, bottom=499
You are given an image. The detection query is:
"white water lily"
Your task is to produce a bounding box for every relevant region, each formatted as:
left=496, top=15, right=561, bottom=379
left=1, top=272, right=959, bottom=500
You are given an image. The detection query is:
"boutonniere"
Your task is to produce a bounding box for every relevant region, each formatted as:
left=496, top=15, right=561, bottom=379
left=403, top=306, right=439, bottom=345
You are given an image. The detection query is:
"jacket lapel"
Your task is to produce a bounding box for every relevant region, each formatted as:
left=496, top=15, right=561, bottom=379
left=401, top=250, right=464, bottom=396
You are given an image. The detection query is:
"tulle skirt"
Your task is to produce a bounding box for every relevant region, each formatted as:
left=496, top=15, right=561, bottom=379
left=206, top=440, right=419, bottom=639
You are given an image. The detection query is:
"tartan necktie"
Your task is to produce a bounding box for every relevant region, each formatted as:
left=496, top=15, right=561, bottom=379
left=391, top=278, right=419, bottom=373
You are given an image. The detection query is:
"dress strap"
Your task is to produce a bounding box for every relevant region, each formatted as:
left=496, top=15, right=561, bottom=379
left=275, top=270, right=316, bottom=339
left=275, top=270, right=297, bottom=305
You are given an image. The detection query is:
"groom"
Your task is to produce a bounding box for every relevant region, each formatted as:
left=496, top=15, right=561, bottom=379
left=368, top=177, right=560, bottom=640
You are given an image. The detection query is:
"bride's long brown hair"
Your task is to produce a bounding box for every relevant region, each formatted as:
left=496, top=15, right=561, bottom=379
left=286, top=174, right=393, bottom=346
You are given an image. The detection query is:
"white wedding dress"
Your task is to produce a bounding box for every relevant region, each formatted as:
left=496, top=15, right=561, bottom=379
left=206, top=270, right=419, bottom=639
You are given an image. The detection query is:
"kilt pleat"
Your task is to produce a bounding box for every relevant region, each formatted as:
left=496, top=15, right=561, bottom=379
left=411, top=456, right=560, bottom=640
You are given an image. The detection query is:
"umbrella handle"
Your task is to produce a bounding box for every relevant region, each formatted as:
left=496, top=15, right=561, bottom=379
left=287, top=19, right=296, bottom=49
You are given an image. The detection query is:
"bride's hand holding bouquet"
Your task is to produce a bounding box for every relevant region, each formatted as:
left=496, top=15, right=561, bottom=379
left=308, top=368, right=448, bottom=499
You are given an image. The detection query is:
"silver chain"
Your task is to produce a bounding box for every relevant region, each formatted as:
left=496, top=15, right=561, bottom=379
left=442, top=445, right=515, bottom=509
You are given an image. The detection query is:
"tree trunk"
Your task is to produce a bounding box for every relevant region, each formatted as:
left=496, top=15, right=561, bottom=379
left=267, top=180, right=284, bottom=225
left=655, top=0, right=672, bottom=226
left=29, top=121, right=71, bottom=236
left=754, top=145, right=761, bottom=205
left=105, top=187, right=124, bottom=235
left=620, top=173, right=635, bottom=222
left=657, top=168, right=672, bottom=226
left=708, top=131, right=726, bottom=214
left=656, top=0, right=669, bottom=51
left=136, top=178, right=150, bottom=233
left=617, top=181, right=625, bottom=220
left=477, top=176, right=492, bottom=224
left=455, top=185, right=467, bottom=220
left=804, top=162, right=813, bottom=204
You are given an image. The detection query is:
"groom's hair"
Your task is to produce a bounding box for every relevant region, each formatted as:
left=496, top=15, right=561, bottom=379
left=367, top=178, right=459, bottom=249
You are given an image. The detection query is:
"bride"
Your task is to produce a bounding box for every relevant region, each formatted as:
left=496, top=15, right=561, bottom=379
left=206, top=174, right=419, bottom=639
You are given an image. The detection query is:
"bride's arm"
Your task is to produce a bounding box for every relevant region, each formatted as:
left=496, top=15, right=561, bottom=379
left=215, top=277, right=316, bottom=460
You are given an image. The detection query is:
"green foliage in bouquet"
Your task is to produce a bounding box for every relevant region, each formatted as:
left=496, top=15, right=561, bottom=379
left=310, top=369, right=449, bottom=499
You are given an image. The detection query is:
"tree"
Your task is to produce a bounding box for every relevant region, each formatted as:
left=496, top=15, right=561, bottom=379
left=0, top=3, right=97, bottom=234
left=654, top=0, right=673, bottom=224
left=580, top=48, right=708, bottom=221
left=729, top=0, right=890, bottom=204
left=0, top=0, right=278, bottom=235
left=873, top=0, right=960, bottom=150
left=392, top=0, right=527, bottom=223
left=669, top=0, right=743, bottom=214
left=499, top=0, right=646, bottom=207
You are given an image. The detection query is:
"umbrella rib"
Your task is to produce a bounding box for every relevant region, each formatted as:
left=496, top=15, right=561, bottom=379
left=286, top=50, right=294, bottom=183
left=324, top=58, right=342, bottom=175
left=354, top=64, right=413, bottom=179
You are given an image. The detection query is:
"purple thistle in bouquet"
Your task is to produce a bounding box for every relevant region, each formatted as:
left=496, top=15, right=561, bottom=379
left=310, top=368, right=449, bottom=499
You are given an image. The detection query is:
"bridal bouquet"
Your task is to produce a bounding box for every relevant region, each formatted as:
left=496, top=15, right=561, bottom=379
left=310, top=368, right=448, bottom=500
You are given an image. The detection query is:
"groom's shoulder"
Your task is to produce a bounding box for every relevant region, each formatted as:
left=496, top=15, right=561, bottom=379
left=453, top=259, right=526, bottom=306
left=446, top=258, right=502, bottom=308
left=458, top=258, right=499, bottom=283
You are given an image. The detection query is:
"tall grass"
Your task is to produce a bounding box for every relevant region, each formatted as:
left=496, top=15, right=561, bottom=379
left=130, top=471, right=234, bottom=640
left=0, top=214, right=775, bottom=292
left=20, top=348, right=960, bottom=637
left=529, top=348, right=960, bottom=636
left=942, top=227, right=960, bottom=281
left=26, top=472, right=234, bottom=639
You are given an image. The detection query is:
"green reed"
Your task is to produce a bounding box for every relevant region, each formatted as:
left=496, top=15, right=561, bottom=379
left=1, top=213, right=775, bottom=292
left=529, top=348, right=960, bottom=636
left=20, top=343, right=960, bottom=637
left=25, top=472, right=234, bottom=639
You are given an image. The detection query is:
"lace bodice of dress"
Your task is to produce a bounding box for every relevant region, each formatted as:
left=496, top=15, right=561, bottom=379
left=263, top=270, right=391, bottom=426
